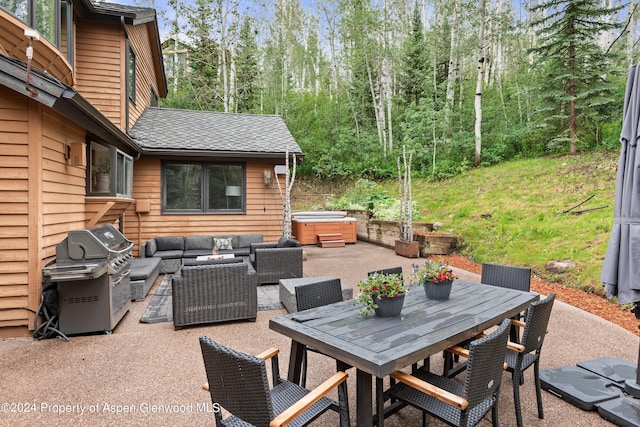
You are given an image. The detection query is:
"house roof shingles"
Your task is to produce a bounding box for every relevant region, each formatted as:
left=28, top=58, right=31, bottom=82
left=129, top=107, right=303, bottom=159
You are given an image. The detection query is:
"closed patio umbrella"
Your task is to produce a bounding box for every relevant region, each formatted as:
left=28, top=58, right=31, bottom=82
left=601, top=63, right=640, bottom=400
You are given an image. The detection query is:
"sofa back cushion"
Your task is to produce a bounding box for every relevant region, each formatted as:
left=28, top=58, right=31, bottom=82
left=237, top=234, right=263, bottom=248
left=145, top=239, right=157, bottom=257
left=185, top=235, right=213, bottom=251
left=156, top=236, right=185, bottom=251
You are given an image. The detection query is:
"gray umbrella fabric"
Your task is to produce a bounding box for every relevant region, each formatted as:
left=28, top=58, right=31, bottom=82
left=601, top=64, right=640, bottom=305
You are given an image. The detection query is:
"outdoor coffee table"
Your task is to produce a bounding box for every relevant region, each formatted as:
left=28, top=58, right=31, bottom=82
left=279, top=276, right=353, bottom=313
left=269, top=280, right=538, bottom=427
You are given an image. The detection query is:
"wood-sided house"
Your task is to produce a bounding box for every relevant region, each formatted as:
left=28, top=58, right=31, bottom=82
left=0, top=0, right=301, bottom=338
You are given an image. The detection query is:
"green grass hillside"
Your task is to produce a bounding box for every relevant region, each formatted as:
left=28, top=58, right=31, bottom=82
left=295, top=150, right=620, bottom=297
left=409, top=150, right=619, bottom=296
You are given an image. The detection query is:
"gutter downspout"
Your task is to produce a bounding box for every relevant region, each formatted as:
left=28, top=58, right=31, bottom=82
left=122, top=16, right=130, bottom=134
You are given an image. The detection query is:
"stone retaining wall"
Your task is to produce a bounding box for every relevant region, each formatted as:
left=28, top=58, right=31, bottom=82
left=347, top=209, right=459, bottom=255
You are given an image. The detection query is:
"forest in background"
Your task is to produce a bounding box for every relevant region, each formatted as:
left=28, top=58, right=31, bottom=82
left=140, top=0, right=637, bottom=180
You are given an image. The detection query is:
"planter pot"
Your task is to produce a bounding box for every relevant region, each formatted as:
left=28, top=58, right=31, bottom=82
left=423, top=280, right=453, bottom=300
left=395, top=240, right=420, bottom=258
left=96, top=173, right=110, bottom=192
left=373, top=293, right=405, bottom=317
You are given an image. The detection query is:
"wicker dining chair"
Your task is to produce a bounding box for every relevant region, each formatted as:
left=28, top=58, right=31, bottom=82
left=481, top=263, right=532, bottom=341
left=199, top=336, right=350, bottom=427
left=444, top=294, right=555, bottom=427
left=443, top=263, right=533, bottom=375
left=385, top=319, right=512, bottom=427
left=295, top=278, right=346, bottom=388
left=504, top=293, right=555, bottom=427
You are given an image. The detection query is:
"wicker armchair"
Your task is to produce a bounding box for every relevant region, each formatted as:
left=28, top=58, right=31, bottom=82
left=172, top=261, right=257, bottom=329
left=385, top=319, right=512, bottom=427
left=250, top=242, right=303, bottom=285
left=199, top=336, right=350, bottom=427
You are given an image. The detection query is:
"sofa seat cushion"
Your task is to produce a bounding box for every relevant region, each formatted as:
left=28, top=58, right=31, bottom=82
left=155, top=236, right=185, bottom=251
left=183, top=249, right=213, bottom=258
left=185, top=235, right=213, bottom=251
left=130, top=257, right=162, bottom=281
left=153, top=249, right=183, bottom=260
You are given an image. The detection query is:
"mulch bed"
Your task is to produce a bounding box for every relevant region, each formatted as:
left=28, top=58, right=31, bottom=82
left=437, top=254, right=639, bottom=337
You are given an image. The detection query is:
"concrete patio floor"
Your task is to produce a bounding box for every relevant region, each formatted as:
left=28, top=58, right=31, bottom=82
left=0, top=241, right=637, bottom=426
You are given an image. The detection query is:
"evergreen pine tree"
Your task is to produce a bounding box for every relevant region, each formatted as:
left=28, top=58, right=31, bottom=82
left=399, top=3, right=429, bottom=107
left=528, top=0, right=622, bottom=154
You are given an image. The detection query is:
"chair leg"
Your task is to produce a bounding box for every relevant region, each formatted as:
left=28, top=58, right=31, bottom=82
left=443, top=351, right=453, bottom=377
left=534, top=361, right=544, bottom=419
left=512, top=369, right=523, bottom=427
left=338, top=377, right=350, bottom=427
left=300, top=348, right=308, bottom=388
left=491, top=397, right=500, bottom=427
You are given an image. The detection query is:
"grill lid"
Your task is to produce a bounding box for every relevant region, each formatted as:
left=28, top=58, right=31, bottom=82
left=56, top=224, right=133, bottom=262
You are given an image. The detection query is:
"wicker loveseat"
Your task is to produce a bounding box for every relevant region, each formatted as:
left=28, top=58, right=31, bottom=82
left=172, top=258, right=257, bottom=329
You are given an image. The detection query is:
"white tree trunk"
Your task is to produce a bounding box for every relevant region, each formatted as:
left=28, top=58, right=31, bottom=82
left=276, top=148, right=296, bottom=238
left=398, top=146, right=413, bottom=242
left=366, top=57, right=387, bottom=156
left=474, top=0, right=486, bottom=167
left=444, top=0, right=460, bottom=131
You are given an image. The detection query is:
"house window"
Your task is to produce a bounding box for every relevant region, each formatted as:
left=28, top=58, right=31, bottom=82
left=150, top=88, right=158, bottom=107
left=163, top=162, right=245, bottom=213
left=89, top=141, right=133, bottom=197
left=128, top=45, right=136, bottom=102
left=0, top=0, right=73, bottom=64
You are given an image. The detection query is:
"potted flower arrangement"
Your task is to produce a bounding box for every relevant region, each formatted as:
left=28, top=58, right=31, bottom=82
left=411, top=259, right=458, bottom=300
left=356, top=272, right=408, bottom=317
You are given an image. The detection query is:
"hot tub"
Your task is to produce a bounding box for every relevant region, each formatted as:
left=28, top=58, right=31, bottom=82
left=291, top=211, right=357, bottom=245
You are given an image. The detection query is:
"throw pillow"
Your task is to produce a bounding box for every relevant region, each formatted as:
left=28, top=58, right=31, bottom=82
left=214, top=237, right=233, bottom=251
left=276, top=235, right=289, bottom=248
left=276, top=236, right=300, bottom=248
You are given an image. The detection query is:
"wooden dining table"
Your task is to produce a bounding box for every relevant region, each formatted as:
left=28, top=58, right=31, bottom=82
left=269, top=280, right=539, bottom=427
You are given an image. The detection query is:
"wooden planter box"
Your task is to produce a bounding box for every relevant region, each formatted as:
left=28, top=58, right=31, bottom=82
left=395, top=240, right=420, bottom=258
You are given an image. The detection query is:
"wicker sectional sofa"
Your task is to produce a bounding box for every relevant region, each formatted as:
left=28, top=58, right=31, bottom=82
left=172, top=257, right=258, bottom=329
left=141, top=234, right=264, bottom=274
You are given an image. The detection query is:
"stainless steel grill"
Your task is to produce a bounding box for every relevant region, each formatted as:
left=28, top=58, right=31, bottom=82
left=42, top=224, right=134, bottom=335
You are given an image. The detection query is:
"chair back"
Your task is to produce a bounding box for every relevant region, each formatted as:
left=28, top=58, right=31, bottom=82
left=295, top=278, right=343, bottom=311
left=199, top=336, right=274, bottom=427
left=520, top=293, right=555, bottom=354
left=368, top=266, right=403, bottom=279
left=481, top=263, right=531, bottom=292
left=464, top=318, right=511, bottom=408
